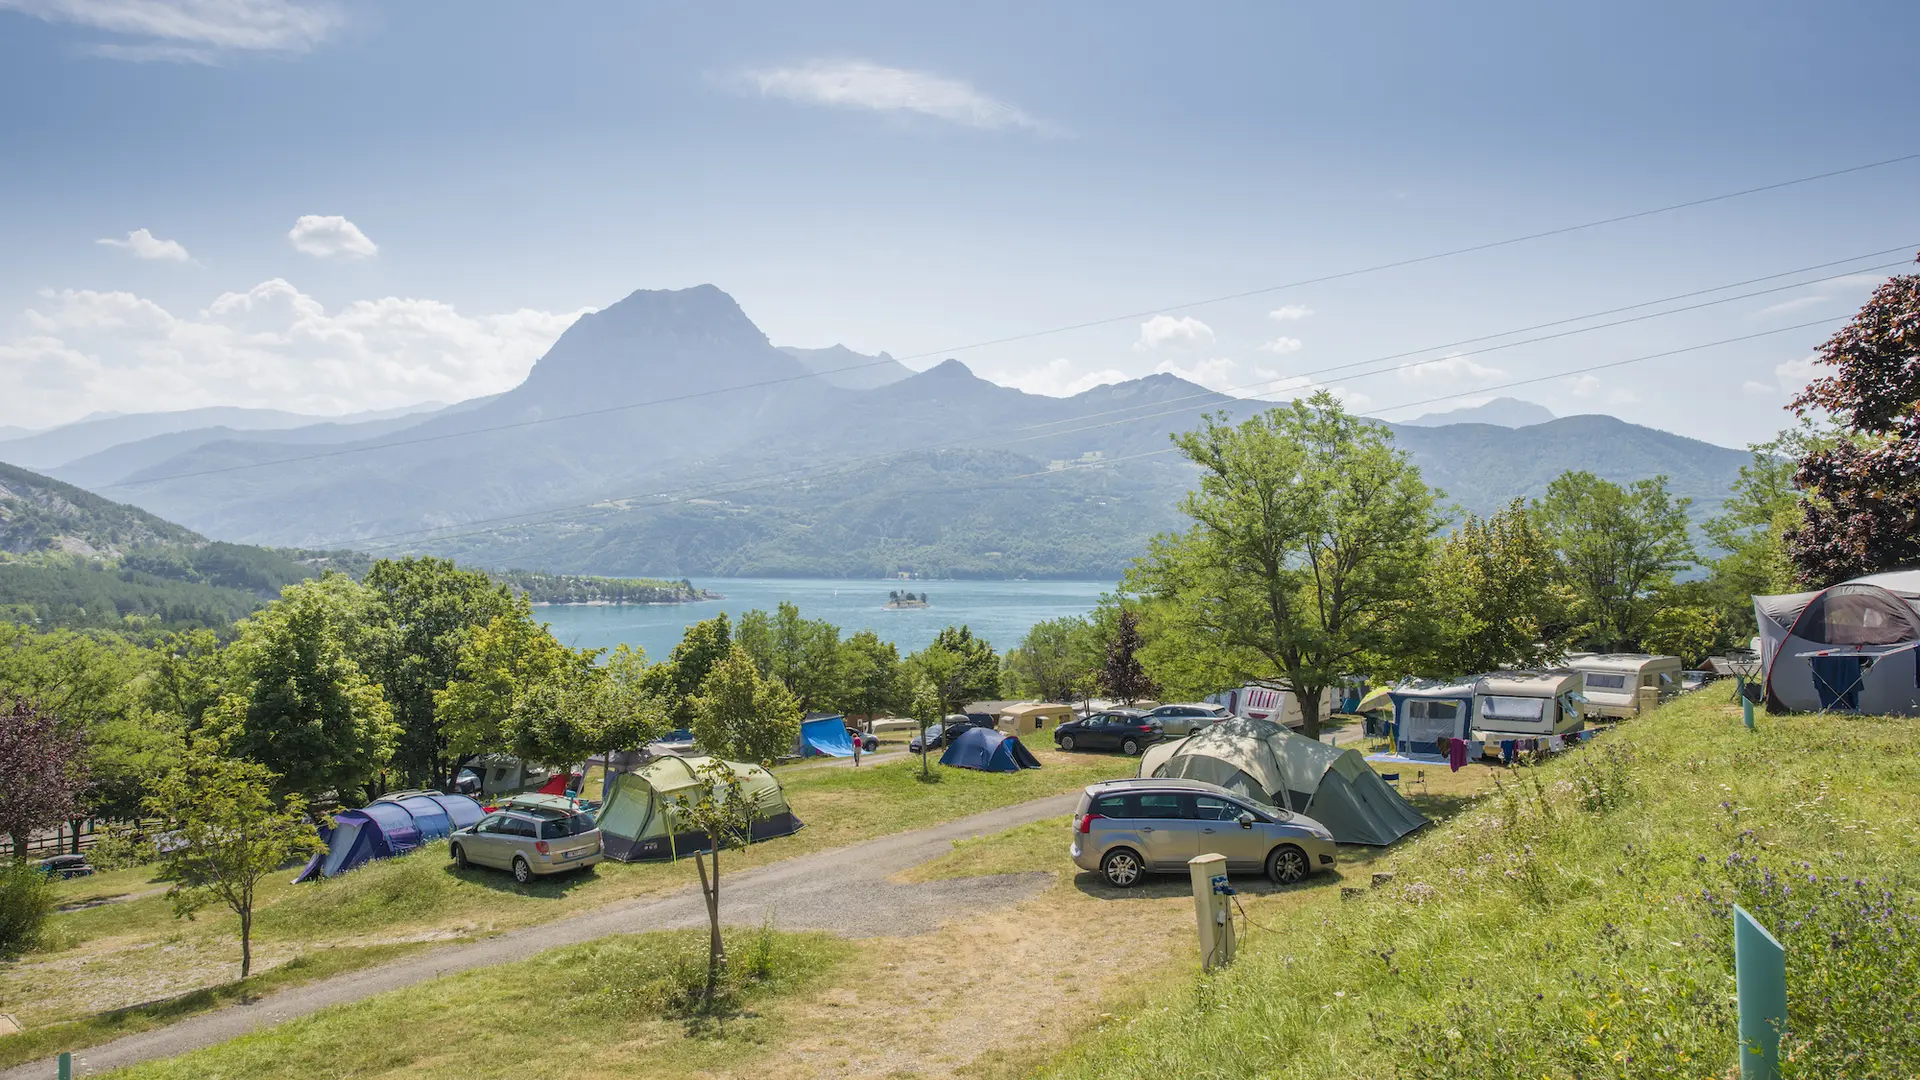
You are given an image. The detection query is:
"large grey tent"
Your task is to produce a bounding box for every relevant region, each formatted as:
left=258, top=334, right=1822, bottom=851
left=1137, top=718, right=1428, bottom=846
left=1755, top=569, right=1920, bottom=715
left=595, top=755, right=803, bottom=862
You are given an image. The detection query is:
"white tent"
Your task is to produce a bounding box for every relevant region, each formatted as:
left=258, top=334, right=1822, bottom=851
left=1755, top=569, right=1920, bottom=715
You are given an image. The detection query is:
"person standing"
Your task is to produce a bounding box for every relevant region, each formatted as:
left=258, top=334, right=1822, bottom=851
left=850, top=726, right=863, bottom=767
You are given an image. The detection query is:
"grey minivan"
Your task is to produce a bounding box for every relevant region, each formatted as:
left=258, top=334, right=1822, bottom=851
left=1070, top=778, right=1337, bottom=887
left=451, top=807, right=602, bottom=883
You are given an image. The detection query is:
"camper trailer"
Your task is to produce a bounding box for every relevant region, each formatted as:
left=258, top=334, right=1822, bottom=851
left=997, top=702, right=1074, bottom=734
left=1205, top=684, right=1332, bottom=730
left=1386, top=679, right=1478, bottom=756
left=1563, top=653, right=1684, bottom=719
left=1470, top=671, right=1585, bottom=749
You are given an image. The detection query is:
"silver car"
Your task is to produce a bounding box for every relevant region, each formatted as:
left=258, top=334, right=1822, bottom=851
left=1070, top=778, right=1337, bottom=887
left=450, top=807, right=603, bottom=883
left=1142, top=702, right=1231, bottom=736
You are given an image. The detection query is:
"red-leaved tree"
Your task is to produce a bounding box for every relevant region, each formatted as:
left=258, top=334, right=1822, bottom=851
left=1786, top=261, right=1920, bottom=585
left=0, top=699, right=89, bottom=859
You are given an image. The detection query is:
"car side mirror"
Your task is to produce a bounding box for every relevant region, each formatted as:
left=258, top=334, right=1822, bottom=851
left=1237, top=811, right=1256, bottom=829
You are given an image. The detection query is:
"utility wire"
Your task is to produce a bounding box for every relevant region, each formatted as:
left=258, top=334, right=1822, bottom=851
left=99, top=153, right=1920, bottom=490
left=323, top=253, right=1897, bottom=550
left=344, top=316, right=1840, bottom=553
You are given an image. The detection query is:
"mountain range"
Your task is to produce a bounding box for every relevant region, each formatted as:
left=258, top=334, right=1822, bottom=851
left=1403, top=397, right=1557, bottom=428
left=0, top=285, right=1757, bottom=579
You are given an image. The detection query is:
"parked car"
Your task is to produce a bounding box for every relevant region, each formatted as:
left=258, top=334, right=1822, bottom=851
left=450, top=807, right=602, bottom=883
left=36, top=853, right=93, bottom=879
left=1053, top=709, right=1161, bottom=756
left=848, top=727, right=879, bottom=753
left=1070, top=778, right=1337, bottom=887
left=1143, top=702, right=1230, bottom=736
left=908, top=723, right=950, bottom=753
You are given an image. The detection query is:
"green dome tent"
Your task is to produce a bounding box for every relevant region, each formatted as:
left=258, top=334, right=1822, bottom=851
left=595, top=755, right=803, bottom=862
left=1137, top=717, right=1427, bottom=846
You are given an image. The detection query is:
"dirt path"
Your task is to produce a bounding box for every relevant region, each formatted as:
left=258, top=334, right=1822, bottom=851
left=3, top=793, right=1079, bottom=1080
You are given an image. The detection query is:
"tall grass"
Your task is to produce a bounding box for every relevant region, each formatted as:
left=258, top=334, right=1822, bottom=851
left=1043, top=685, right=1920, bottom=1080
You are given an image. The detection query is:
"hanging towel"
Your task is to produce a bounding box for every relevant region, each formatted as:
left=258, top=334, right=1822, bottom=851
left=1499, top=739, right=1515, bottom=765
left=1447, top=736, right=1469, bottom=772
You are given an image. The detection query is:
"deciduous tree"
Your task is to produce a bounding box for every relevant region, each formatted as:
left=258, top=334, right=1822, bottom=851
left=1099, top=609, right=1157, bottom=705
left=907, top=626, right=1000, bottom=714
left=669, top=759, right=764, bottom=1008
left=1002, top=616, right=1096, bottom=705
left=1786, top=264, right=1920, bottom=583
left=907, top=674, right=943, bottom=779
left=837, top=630, right=904, bottom=722
left=1530, top=472, right=1694, bottom=652
left=1131, top=394, right=1440, bottom=738
left=435, top=602, right=578, bottom=787
left=690, top=644, right=801, bottom=765
left=640, top=614, right=733, bottom=733
left=0, top=699, right=88, bottom=859
left=145, top=750, right=323, bottom=978
left=1417, top=500, right=1571, bottom=677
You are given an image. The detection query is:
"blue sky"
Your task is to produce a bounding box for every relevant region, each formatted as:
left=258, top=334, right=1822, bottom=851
left=1, top=0, right=1915, bottom=447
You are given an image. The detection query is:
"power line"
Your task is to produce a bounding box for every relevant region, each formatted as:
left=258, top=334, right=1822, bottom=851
left=345, top=316, right=1842, bottom=553
left=100, top=153, right=1920, bottom=490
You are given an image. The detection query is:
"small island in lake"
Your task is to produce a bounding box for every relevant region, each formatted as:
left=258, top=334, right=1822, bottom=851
left=885, top=589, right=930, bottom=609
left=495, top=570, right=721, bottom=606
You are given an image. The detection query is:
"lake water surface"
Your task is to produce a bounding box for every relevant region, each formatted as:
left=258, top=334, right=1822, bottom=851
left=536, top=577, right=1114, bottom=658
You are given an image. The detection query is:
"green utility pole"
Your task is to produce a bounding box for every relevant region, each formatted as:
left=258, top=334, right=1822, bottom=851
left=1734, top=905, right=1786, bottom=1080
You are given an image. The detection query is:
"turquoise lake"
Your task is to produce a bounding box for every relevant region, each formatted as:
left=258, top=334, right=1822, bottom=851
left=535, top=577, right=1115, bottom=658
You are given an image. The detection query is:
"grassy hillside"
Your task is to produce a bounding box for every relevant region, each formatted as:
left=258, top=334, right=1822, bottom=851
left=1041, top=686, right=1920, bottom=1079
left=0, top=460, right=201, bottom=556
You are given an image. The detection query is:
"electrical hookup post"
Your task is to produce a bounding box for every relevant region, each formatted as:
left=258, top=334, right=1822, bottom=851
left=1189, top=853, right=1236, bottom=971
left=1734, top=904, right=1787, bottom=1080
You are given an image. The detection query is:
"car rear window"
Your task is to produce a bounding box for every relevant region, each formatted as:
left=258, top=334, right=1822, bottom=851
left=538, top=814, right=595, bottom=839
left=1090, top=792, right=1188, bottom=819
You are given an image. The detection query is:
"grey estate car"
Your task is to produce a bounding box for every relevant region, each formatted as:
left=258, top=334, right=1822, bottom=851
left=451, top=807, right=603, bottom=883
left=1071, top=778, right=1337, bottom=887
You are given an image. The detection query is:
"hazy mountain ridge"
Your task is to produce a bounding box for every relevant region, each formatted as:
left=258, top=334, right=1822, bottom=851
left=23, top=284, right=1751, bottom=577
left=1403, top=397, right=1556, bottom=428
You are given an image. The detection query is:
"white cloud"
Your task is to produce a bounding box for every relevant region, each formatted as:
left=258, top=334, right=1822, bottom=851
left=96, top=227, right=191, bottom=262
left=984, top=358, right=1127, bottom=398
left=1755, top=273, right=1889, bottom=317
left=743, top=60, right=1045, bottom=132
left=0, top=280, right=588, bottom=427
left=288, top=214, right=377, bottom=258
left=1135, top=314, right=1214, bottom=351
left=1267, top=305, right=1313, bottom=322
left=0, top=0, right=341, bottom=60
left=1772, top=354, right=1822, bottom=393
left=1401, top=354, right=1506, bottom=382
left=1742, top=380, right=1774, bottom=395
left=1259, top=336, right=1303, bottom=354
left=1564, top=374, right=1601, bottom=399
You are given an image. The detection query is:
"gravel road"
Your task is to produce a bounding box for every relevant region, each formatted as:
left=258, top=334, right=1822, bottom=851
left=8, top=792, right=1077, bottom=1080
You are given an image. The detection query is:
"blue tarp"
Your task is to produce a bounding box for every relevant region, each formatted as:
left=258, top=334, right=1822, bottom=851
left=295, top=791, right=486, bottom=881
left=797, top=715, right=855, bottom=757
left=939, top=727, right=1043, bottom=772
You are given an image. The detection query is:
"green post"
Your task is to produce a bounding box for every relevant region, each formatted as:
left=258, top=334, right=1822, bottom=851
left=1734, top=904, right=1786, bottom=1080
left=1742, top=693, right=1755, bottom=730
left=57, top=1051, right=72, bottom=1080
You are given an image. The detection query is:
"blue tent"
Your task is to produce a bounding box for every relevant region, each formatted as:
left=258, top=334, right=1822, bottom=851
left=939, top=727, right=1043, bottom=772
left=796, top=715, right=855, bottom=758
left=295, top=791, right=486, bottom=881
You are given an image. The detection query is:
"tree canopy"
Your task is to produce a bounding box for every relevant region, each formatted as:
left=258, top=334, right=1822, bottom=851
left=1529, top=472, right=1694, bottom=652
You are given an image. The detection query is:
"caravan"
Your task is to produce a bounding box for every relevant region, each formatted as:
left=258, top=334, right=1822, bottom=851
left=1385, top=679, right=1478, bottom=755
left=1563, top=653, right=1684, bottom=719
left=1470, top=671, right=1585, bottom=749
left=1206, top=684, right=1333, bottom=730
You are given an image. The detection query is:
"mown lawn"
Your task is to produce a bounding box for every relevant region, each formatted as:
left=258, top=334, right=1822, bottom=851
left=1038, top=684, right=1920, bottom=1080
left=1, top=737, right=1137, bottom=1061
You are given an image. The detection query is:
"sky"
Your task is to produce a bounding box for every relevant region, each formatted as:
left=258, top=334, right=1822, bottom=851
left=1, top=0, right=1916, bottom=447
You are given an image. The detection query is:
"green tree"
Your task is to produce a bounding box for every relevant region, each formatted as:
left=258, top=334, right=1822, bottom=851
left=1100, top=608, right=1158, bottom=705
left=837, top=630, right=904, bottom=722
left=204, top=577, right=395, bottom=801
left=1130, top=394, right=1440, bottom=738
left=640, top=614, right=733, bottom=733
left=143, top=629, right=225, bottom=728
left=907, top=674, right=943, bottom=779
left=668, top=759, right=765, bottom=1009
left=689, top=644, right=801, bottom=765
left=1417, top=499, right=1572, bottom=677
left=145, top=750, right=324, bottom=978
left=434, top=602, right=577, bottom=786
left=0, top=698, right=89, bottom=859
left=84, top=708, right=185, bottom=823
left=907, top=625, right=1000, bottom=713
left=1002, top=616, right=1097, bottom=704
left=361, top=556, right=516, bottom=788
left=737, top=603, right=843, bottom=713
left=1530, top=471, right=1695, bottom=652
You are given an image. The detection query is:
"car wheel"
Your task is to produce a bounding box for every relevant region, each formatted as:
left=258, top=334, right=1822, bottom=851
left=512, top=856, right=533, bottom=884
left=451, top=844, right=469, bottom=871
left=1059, top=735, right=1075, bottom=751
left=1267, top=844, right=1309, bottom=885
left=1121, top=738, right=1141, bottom=756
left=1100, top=848, right=1145, bottom=888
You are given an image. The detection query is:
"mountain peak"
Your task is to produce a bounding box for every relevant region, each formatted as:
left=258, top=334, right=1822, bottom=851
left=1402, top=397, right=1556, bottom=429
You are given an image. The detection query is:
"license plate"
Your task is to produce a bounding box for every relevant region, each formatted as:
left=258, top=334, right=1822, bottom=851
left=562, top=848, right=589, bottom=861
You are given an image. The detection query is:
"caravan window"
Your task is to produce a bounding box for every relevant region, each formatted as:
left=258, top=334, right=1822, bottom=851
left=1407, top=699, right=1460, bottom=720
left=1481, top=695, right=1546, bottom=720
left=1584, top=673, right=1627, bottom=690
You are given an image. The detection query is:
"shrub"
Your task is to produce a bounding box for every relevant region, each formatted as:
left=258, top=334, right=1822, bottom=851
left=0, top=859, right=56, bottom=956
